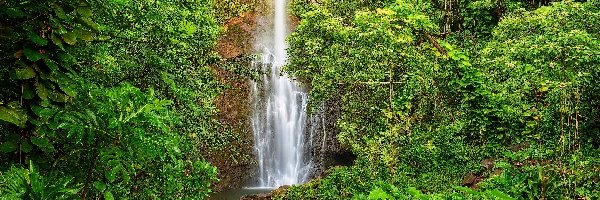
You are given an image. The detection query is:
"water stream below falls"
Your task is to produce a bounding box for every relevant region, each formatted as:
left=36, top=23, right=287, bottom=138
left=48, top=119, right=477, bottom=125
left=249, top=0, right=312, bottom=188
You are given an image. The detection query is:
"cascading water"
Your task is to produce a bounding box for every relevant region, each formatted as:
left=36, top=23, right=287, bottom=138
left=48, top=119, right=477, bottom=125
left=250, top=0, right=312, bottom=188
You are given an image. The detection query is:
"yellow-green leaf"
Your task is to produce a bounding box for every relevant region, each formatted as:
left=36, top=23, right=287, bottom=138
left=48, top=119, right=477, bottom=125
left=80, top=17, right=100, bottom=32
left=77, top=7, right=93, bottom=18
left=78, top=29, right=94, bottom=42
left=0, top=106, right=28, bottom=127
left=35, top=82, right=49, bottom=101
left=14, top=66, right=36, bottom=79
left=49, top=91, right=69, bottom=103
left=62, top=31, right=78, bottom=45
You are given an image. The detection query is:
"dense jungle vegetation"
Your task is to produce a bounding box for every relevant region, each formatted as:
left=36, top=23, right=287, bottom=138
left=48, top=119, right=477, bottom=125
left=281, top=0, right=600, bottom=199
left=0, top=0, right=248, bottom=199
left=0, top=0, right=598, bottom=199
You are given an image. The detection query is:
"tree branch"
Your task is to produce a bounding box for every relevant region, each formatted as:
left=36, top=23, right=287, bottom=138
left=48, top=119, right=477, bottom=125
left=423, top=32, right=447, bottom=56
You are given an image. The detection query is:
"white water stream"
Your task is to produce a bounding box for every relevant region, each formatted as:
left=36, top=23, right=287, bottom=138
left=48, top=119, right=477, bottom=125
left=249, top=0, right=312, bottom=188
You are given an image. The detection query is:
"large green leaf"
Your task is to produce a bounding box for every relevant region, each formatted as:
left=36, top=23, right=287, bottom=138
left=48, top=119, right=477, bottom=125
left=0, top=141, right=18, bottom=153
left=49, top=91, right=69, bottom=102
left=61, top=31, right=78, bottom=45
left=52, top=4, right=68, bottom=20
left=13, top=66, right=36, bottom=79
left=80, top=17, right=100, bottom=32
left=50, top=33, right=64, bottom=50
left=77, top=7, right=93, bottom=18
left=78, top=29, right=94, bottom=42
left=23, top=48, right=43, bottom=62
left=45, top=59, right=58, bottom=71
left=28, top=31, right=48, bottom=46
left=30, top=137, right=55, bottom=153
left=29, top=161, right=44, bottom=196
left=368, top=187, right=390, bottom=200
left=35, top=82, right=49, bottom=101
left=58, top=81, right=77, bottom=97
left=0, top=106, right=28, bottom=127
left=5, top=7, right=26, bottom=18
left=20, top=140, right=33, bottom=153
left=23, top=84, right=36, bottom=100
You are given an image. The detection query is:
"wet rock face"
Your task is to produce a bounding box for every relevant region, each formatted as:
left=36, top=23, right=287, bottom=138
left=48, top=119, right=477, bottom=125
left=211, top=64, right=255, bottom=192
left=210, top=12, right=258, bottom=192
left=305, top=94, right=356, bottom=179
left=217, top=12, right=257, bottom=59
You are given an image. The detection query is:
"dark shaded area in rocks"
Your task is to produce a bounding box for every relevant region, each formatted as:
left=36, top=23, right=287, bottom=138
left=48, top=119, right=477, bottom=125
left=305, top=93, right=356, bottom=179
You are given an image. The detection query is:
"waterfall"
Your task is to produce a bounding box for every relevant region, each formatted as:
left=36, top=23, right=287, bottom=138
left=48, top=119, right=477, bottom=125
left=249, top=0, right=312, bottom=188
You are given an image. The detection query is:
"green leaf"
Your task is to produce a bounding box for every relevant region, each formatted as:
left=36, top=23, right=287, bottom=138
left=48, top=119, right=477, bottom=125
left=79, top=29, right=94, bottom=42
left=36, top=82, right=49, bottom=101
left=94, top=181, right=106, bottom=192
left=80, top=17, right=100, bottom=32
left=62, top=31, right=78, bottom=45
left=24, top=48, right=43, bottom=62
left=14, top=66, right=36, bottom=79
left=488, top=189, right=515, bottom=200
left=49, top=91, right=69, bottom=102
left=104, top=191, right=115, bottom=200
left=77, top=7, right=93, bottom=18
left=0, top=141, right=18, bottom=153
left=53, top=4, right=68, bottom=20
left=23, top=84, right=35, bottom=100
left=5, top=7, right=26, bottom=18
left=59, top=188, right=80, bottom=195
left=31, top=137, right=55, bottom=153
left=368, top=188, right=390, bottom=200
left=50, top=33, right=64, bottom=50
left=0, top=106, right=28, bottom=127
left=29, top=161, right=44, bottom=195
left=58, top=82, right=77, bottom=97
left=453, top=186, right=478, bottom=195
left=45, top=59, right=58, bottom=71
left=28, top=32, right=48, bottom=46
left=20, top=140, right=33, bottom=153
left=407, top=187, right=428, bottom=200
left=105, top=169, right=117, bottom=183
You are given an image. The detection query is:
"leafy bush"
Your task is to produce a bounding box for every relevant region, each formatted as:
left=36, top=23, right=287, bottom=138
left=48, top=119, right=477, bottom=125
left=0, top=161, right=79, bottom=200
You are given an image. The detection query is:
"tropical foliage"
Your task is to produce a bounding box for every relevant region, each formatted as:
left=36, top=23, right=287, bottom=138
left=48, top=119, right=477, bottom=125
left=280, top=0, right=600, bottom=199
left=1, top=0, right=599, bottom=199
left=0, top=0, right=233, bottom=199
